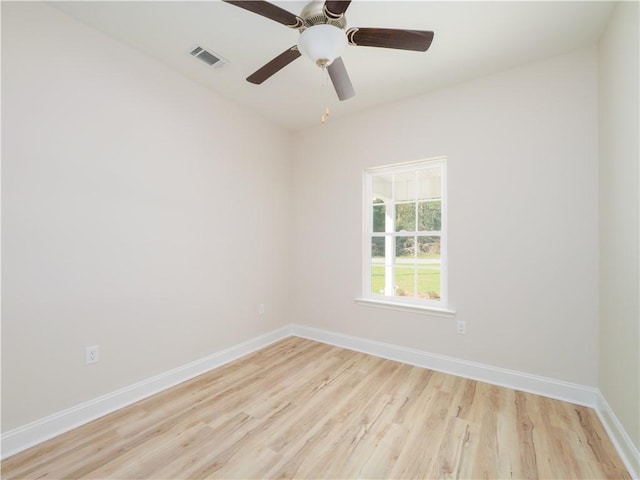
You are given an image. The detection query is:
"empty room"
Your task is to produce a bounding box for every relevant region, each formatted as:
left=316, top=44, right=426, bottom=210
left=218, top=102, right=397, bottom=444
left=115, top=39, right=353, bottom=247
left=1, top=0, right=638, bottom=478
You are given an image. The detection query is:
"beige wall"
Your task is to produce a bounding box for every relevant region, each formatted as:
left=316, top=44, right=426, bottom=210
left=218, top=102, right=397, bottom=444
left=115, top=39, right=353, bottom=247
left=598, top=0, right=640, bottom=453
left=292, top=48, right=600, bottom=387
left=1, top=2, right=292, bottom=430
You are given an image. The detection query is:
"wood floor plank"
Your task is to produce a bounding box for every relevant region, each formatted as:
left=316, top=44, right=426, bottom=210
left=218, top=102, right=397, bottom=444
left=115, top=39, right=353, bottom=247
left=1, top=337, right=631, bottom=479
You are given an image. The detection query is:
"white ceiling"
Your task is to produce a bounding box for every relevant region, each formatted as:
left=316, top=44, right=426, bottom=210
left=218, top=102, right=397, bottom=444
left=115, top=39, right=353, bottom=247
left=52, top=1, right=614, bottom=131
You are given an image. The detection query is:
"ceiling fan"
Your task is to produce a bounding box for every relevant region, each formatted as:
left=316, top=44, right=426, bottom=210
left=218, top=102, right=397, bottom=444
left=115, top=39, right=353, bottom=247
left=223, top=0, right=435, bottom=101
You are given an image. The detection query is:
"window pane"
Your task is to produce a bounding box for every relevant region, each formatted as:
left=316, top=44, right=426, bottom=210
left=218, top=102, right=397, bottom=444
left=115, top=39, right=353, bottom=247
left=372, top=201, right=386, bottom=233
left=417, top=236, right=440, bottom=258
left=417, top=236, right=441, bottom=299
left=395, top=235, right=415, bottom=259
left=371, top=265, right=385, bottom=295
left=373, top=175, right=393, bottom=200
left=417, top=266, right=441, bottom=300
left=416, top=167, right=441, bottom=200
left=393, top=171, right=416, bottom=202
left=394, top=266, right=414, bottom=297
left=371, top=237, right=385, bottom=295
left=418, top=200, right=441, bottom=231
left=371, top=236, right=385, bottom=259
left=395, top=203, right=416, bottom=232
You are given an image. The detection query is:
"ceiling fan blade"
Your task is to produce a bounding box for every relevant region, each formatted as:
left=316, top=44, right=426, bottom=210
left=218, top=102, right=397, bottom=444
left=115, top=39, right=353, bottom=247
left=327, top=57, right=355, bottom=101
left=223, top=1, right=302, bottom=28
left=347, top=28, right=434, bottom=52
left=246, top=46, right=301, bottom=84
left=324, top=1, right=352, bottom=19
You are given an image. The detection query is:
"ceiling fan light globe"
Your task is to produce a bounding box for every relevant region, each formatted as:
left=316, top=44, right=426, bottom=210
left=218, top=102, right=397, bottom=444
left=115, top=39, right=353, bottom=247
left=297, top=24, right=347, bottom=66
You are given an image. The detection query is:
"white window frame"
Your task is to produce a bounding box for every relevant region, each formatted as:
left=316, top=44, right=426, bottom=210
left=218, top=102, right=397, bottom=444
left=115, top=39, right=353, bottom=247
left=355, top=157, right=455, bottom=317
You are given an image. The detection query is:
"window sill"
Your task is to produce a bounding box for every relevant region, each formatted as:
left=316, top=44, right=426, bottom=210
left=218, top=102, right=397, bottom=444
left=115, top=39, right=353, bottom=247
left=354, top=297, right=456, bottom=317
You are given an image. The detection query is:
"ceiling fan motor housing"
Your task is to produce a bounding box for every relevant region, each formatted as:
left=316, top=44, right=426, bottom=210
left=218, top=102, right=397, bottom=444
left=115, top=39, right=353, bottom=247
left=299, top=0, right=346, bottom=31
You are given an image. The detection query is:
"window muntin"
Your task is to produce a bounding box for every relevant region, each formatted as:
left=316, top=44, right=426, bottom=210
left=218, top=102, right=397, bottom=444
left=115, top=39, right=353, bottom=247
left=364, top=158, right=447, bottom=307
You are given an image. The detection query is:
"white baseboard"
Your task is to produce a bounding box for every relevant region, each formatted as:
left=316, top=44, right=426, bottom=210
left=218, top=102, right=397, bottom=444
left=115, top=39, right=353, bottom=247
left=290, top=324, right=598, bottom=407
left=291, top=325, right=640, bottom=478
left=596, top=391, right=640, bottom=479
left=4, top=322, right=636, bottom=479
left=1, top=325, right=292, bottom=459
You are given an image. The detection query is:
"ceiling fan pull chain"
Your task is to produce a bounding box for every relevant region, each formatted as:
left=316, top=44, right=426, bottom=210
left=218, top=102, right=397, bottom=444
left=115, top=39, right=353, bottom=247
left=320, top=65, right=331, bottom=124
left=321, top=106, right=330, bottom=124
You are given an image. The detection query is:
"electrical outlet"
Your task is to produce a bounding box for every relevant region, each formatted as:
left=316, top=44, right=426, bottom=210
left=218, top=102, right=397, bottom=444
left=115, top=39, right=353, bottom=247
left=85, top=345, right=99, bottom=365
left=259, top=303, right=265, bottom=315
left=456, top=320, right=466, bottom=335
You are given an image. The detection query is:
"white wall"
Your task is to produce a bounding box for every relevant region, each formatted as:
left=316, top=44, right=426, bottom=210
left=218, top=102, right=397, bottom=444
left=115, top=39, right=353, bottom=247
left=598, top=0, right=640, bottom=454
left=292, top=48, right=599, bottom=387
left=1, top=2, right=292, bottom=431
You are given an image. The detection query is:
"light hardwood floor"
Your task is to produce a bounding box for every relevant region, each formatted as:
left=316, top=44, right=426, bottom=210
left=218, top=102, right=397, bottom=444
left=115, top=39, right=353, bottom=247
left=2, top=337, right=630, bottom=479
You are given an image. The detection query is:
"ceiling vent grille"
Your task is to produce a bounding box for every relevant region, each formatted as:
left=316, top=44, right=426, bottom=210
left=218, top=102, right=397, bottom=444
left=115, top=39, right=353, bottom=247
left=189, top=46, right=228, bottom=68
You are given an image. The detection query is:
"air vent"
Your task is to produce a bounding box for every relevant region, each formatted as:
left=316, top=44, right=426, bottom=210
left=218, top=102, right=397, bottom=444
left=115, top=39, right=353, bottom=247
left=189, top=46, right=228, bottom=68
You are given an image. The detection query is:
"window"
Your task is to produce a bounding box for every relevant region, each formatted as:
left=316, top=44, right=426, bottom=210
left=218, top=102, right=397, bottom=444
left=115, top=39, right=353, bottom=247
left=358, top=158, right=453, bottom=316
